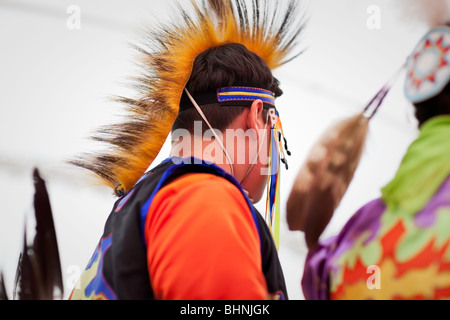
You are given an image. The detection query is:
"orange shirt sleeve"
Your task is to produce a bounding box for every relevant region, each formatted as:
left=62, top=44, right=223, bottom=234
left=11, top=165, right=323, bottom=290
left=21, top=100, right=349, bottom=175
left=144, top=173, right=268, bottom=300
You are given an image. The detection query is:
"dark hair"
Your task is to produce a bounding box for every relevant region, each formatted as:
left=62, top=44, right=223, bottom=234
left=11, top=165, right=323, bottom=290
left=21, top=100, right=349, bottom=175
left=172, top=43, right=281, bottom=133
left=414, top=82, right=450, bottom=127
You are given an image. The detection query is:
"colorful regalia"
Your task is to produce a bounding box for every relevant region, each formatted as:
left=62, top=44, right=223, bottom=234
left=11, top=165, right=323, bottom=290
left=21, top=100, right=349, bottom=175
left=301, top=26, right=450, bottom=300
left=69, top=158, right=288, bottom=299
left=69, top=0, right=304, bottom=300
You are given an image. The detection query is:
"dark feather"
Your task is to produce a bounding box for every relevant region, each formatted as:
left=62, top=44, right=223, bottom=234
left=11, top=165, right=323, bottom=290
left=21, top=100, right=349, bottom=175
left=0, top=272, right=8, bottom=300
left=13, top=169, right=63, bottom=300
left=13, top=235, right=43, bottom=299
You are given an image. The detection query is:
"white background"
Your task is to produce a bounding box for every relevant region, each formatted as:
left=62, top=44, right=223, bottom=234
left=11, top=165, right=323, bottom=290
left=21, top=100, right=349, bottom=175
left=0, top=0, right=448, bottom=299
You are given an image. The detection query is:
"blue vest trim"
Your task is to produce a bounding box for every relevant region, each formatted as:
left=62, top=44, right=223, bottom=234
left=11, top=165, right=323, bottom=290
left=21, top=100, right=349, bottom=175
left=139, top=157, right=262, bottom=250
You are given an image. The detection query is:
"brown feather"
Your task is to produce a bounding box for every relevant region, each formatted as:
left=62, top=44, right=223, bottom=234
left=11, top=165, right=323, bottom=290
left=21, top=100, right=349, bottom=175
left=286, top=113, right=369, bottom=249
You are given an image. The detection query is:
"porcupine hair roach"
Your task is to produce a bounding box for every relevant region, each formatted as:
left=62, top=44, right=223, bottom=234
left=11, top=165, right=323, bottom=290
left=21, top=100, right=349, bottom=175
left=70, top=0, right=305, bottom=196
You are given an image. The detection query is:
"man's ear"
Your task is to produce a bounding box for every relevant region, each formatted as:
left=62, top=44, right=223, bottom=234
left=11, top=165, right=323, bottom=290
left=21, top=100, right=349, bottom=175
left=247, top=99, right=265, bottom=131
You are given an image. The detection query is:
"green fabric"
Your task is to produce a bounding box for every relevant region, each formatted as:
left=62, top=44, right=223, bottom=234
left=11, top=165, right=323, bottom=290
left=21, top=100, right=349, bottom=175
left=381, top=115, right=450, bottom=215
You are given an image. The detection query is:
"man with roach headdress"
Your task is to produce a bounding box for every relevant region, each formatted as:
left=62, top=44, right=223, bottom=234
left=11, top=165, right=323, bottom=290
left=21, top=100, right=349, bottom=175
left=69, top=0, right=304, bottom=300
left=288, top=24, right=450, bottom=300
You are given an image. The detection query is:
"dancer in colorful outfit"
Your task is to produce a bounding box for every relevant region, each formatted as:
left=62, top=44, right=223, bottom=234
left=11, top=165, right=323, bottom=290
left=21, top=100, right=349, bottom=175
left=69, top=0, right=304, bottom=300
left=297, top=25, right=450, bottom=300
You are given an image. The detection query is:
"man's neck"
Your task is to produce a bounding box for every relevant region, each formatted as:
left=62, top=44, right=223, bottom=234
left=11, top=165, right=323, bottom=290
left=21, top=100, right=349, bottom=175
left=169, top=134, right=235, bottom=176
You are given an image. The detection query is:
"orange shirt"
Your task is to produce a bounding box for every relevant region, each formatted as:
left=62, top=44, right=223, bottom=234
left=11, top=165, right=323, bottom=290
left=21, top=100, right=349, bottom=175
left=144, top=173, right=268, bottom=300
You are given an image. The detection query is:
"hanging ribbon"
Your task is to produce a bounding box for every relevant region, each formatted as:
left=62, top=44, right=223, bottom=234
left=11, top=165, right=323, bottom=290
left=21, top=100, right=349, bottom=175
left=265, top=109, right=290, bottom=250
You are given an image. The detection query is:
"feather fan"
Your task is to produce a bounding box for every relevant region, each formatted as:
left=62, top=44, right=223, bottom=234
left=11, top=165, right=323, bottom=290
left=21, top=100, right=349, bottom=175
left=287, top=2, right=449, bottom=249
left=286, top=113, right=369, bottom=249
left=70, top=0, right=304, bottom=195
left=286, top=63, right=405, bottom=249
